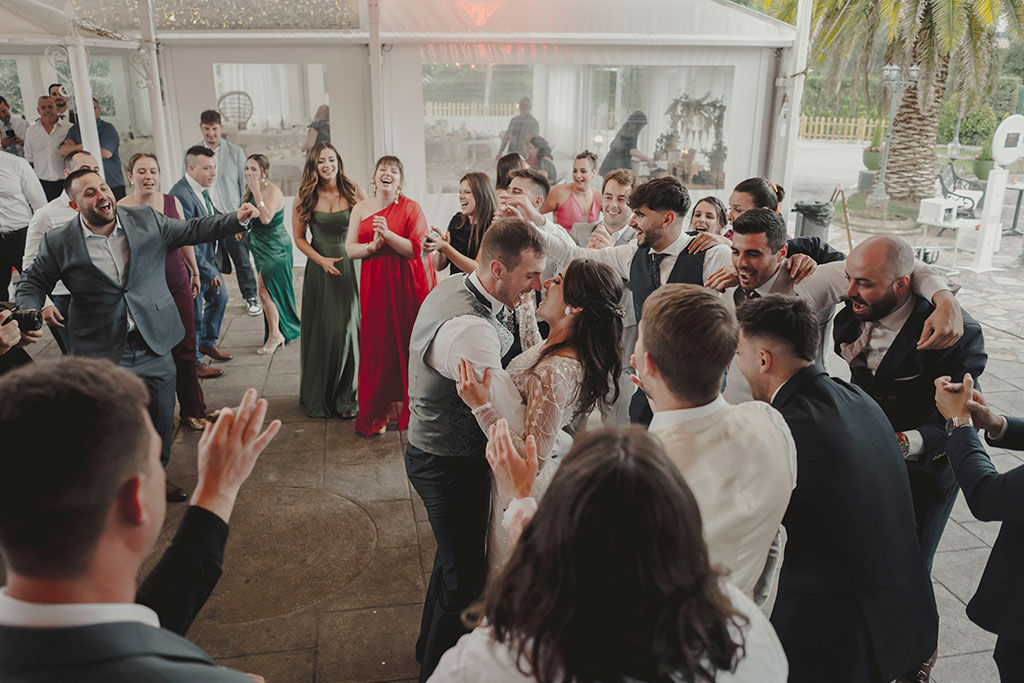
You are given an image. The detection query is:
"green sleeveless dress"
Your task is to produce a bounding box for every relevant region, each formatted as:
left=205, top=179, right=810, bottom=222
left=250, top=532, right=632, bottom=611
left=299, top=210, right=360, bottom=418
left=248, top=207, right=301, bottom=342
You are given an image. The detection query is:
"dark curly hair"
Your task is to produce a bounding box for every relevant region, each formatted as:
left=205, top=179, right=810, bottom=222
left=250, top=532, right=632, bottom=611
left=530, top=259, right=623, bottom=417
left=487, top=427, right=749, bottom=683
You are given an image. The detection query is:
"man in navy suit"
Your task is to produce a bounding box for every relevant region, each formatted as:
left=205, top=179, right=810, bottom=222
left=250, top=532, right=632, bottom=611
left=736, top=295, right=938, bottom=683
left=0, top=358, right=279, bottom=682
left=935, top=374, right=1024, bottom=681
left=169, top=146, right=231, bottom=378
left=833, top=235, right=985, bottom=571
left=16, top=168, right=257, bottom=500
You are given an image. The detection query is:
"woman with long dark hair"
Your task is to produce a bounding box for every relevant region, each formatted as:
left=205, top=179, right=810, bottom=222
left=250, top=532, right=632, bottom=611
left=430, top=427, right=789, bottom=682
left=293, top=141, right=366, bottom=418
left=427, top=171, right=498, bottom=275
left=346, top=155, right=437, bottom=435
left=243, top=153, right=301, bottom=355
left=496, top=152, right=527, bottom=199
left=457, top=258, right=624, bottom=568
left=525, top=136, right=557, bottom=183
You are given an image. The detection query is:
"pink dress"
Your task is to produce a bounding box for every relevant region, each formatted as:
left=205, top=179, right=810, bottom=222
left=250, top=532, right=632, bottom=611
left=553, top=190, right=601, bottom=232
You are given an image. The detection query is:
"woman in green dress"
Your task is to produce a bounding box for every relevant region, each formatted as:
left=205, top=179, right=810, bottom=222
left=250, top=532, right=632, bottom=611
left=244, top=154, right=301, bottom=355
left=293, top=142, right=367, bottom=418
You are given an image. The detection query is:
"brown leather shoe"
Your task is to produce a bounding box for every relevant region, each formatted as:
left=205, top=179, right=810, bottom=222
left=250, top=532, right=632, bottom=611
left=166, top=481, right=189, bottom=503
left=897, top=649, right=938, bottom=683
left=183, top=416, right=208, bottom=431
left=196, top=363, right=223, bottom=378
left=199, top=345, right=233, bottom=361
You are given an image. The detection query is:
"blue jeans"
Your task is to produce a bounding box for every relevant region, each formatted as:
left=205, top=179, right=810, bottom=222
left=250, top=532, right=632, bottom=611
left=193, top=242, right=228, bottom=360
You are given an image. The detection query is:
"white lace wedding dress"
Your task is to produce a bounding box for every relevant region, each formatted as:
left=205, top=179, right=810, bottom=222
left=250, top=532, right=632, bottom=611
left=471, top=297, right=583, bottom=573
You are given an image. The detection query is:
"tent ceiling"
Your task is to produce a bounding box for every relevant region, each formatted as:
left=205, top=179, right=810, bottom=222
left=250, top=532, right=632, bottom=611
left=50, top=0, right=359, bottom=32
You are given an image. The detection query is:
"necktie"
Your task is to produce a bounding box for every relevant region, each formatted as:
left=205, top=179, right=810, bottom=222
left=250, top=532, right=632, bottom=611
left=746, top=289, right=761, bottom=301
left=202, top=190, right=215, bottom=216
left=839, top=323, right=873, bottom=368
left=733, top=288, right=761, bottom=307
left=500, top=308, right=517, bottom=334
left=651, top=253, right=667, bottom=288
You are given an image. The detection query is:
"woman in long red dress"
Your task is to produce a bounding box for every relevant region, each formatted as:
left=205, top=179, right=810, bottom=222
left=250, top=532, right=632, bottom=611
left=346, top=155, right=436, bottom=435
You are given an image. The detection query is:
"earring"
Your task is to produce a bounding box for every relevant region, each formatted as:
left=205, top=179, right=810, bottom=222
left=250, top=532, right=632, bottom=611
left=564, top=306, right=572, bottom=316
left=371, top=179, right=377, bottom=195
left=396, top=185, right=403, bottom=204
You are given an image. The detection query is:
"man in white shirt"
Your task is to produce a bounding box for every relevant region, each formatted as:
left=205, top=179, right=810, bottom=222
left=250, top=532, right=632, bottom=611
left=0, top=96, right=29, bottom=157
left=23, top=96, right=71, bottom=201
left=569, top=168, right=639, bottom=423
left=721, top=208, right=964, bottom=405
left=0, top=358, right=276, bottom=682
left=517, top=175, right=732, bottom=424
left=405, top=217, right=545, bottom=681
left=0, top=149, right=47, bottom=298
left=632, top=283, right=796, bottom=600
left=21, top=150, right=99, bottom=352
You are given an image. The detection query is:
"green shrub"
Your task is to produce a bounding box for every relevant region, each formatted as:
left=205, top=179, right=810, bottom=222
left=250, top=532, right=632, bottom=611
left=938, top=102, right=998, bottom=146
left=870, top=124, right=883, bottom=148
left=978, top=138, right=993, bottom=161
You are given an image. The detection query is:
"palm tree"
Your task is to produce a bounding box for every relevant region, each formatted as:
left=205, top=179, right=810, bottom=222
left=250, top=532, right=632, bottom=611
left=754, top=0, right=1023, bottom=200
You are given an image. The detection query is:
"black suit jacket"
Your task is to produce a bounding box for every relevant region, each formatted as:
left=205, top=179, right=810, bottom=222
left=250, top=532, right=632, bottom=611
left=16, top=206, right=244, bottom=360
left=786, top=235, right=846, bottom=264
left=834, top=295, right=987, bottom=472
left=949, top=419, right=1024, bottom=640
left=770, top=365, right=938, bottom=682
left=0, top=507, right=233, bottom=681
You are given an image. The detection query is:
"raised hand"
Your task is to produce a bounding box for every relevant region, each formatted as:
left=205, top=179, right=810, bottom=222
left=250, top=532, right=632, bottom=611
left=917, top=291, right=964, bottom=350
left=455, top=358, right=491, bottom=410
left=236, top=203, right=259, bottom=224
left=704, top=264, right=739, bottom=292
left=687, top=231, right=730, bottom=254
left=784, top=253, right=818, bottom=284
left=586, top=225, right=613, bottom=249
left=486, top=419, right=538, bottom=500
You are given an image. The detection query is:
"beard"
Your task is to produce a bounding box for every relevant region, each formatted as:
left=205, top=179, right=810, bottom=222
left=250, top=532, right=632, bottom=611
left=846, top=287, right=900, bottom=321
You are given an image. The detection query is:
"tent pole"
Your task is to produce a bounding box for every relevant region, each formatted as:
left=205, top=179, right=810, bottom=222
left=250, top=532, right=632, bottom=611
left=770, top=0, right=811, bottom=213
left=368, top=0, right=385, bottom=160
left=67, top=37, right=104, bottom=181
left=138, top=0, right=173, bottom=191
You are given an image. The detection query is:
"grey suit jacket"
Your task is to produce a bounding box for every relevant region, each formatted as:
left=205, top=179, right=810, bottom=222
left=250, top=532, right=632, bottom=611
left=16, top=205, right=245, bottom=360
left=0, top=621, right=251, bottom=682
left=569, top=220, right=637, bottom=328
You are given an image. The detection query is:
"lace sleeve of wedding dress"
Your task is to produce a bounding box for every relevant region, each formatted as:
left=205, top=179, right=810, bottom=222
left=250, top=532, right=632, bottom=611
left=516, top=295, right=543, bottom=351
left=471, top=357, right=581, bottom=465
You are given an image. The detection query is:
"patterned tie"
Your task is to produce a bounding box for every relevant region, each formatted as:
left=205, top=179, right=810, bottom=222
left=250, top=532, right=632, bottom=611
left=500, top=308, right=517, bottom=334
left=733, top=288, right=761, bottom=307
left=651, top=253, right=667, bottom=288
left=839, top=323, right=873, bottom=368
left=202, top=189, right=215, bottom=216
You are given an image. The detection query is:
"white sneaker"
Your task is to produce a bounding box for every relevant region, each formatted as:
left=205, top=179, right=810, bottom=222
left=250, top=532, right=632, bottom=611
left=246, top=298, right=263, bottom=316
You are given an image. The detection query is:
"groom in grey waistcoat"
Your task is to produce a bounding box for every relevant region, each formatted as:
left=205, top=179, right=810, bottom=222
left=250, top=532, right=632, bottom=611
left=406, top=218, right=547, bottom=681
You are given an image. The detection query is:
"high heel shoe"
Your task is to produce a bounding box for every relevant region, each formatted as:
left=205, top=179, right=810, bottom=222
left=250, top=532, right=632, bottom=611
left=257, top=335, right=285, bottom=356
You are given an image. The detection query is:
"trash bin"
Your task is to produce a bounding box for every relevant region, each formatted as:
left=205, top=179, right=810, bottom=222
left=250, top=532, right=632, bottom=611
left=792, top=200, right=835, bottom=241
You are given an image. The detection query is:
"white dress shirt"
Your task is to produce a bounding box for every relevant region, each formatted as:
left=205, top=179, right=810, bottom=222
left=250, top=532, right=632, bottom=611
left=0, top=588, right=160, bottom=629
left=424, top=271, right=526, bottom=430
left=24, top=190, right=77, bottom=297
left=538, top=221, right=732, bottom=289
left=82, top=218, right=135, bottom=331
left=1, top=115, right=29, bottom=156
left=185, top=173, right=214, bottom=215
left=860, top=296, right=916, bottom=373
left=201, top=142, right=227, bottom=212
left=650, top=395, right=798, bottom=487
left=429, top=582, right=789, bottom=683
left=0, top=151, right=46, bottom=231
left=23, top=119, right=71, bottom=182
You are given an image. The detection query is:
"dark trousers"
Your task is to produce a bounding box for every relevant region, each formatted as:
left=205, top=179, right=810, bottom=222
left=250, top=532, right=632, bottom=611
left=908, top=464, right=959, bottom=571
left=40, top=179, right=63, bottom=202
left=48, top=294, right=71, bottom=354
left=995, top=636, right=1024, bottom=682
left=405, top=445, right=491, bottom=682
left=219, top=233, right=257, bottom=301
left=0, top=227, right=26, bottom=297
left=172, top=287, right=205, bottom=420
left=120, top=332, right=175, bottom=466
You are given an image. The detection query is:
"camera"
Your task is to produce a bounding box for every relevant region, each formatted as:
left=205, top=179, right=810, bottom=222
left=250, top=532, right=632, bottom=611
left=0, top=302, right=43, bottom=331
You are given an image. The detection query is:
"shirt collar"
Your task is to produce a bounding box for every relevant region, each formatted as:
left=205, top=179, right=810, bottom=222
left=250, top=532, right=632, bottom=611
left=608, top=222, right=634, bottom=243
left=467, top=270, right=506, bottom=316
left=877, top=296, right=916, bottom=333
left=649, top=395, right=727, bottom=432
left=81, top=216, right=123, bottom=239
left=755, top=266, right=788, bottom=297
left=0, top=589, right=160, bottom=629
left=184, top=173, right=209, bottom=200
left=57, top=190, right=70, bottom=208
left=655, top=230, right=689, bottom=257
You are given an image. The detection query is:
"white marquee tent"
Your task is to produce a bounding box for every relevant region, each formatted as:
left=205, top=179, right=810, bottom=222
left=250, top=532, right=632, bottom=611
left=1, top=0, right=810, bottom=228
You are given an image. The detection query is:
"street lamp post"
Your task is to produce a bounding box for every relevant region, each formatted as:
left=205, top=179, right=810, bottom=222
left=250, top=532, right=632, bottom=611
left=868, top=63, right=919, bottom=214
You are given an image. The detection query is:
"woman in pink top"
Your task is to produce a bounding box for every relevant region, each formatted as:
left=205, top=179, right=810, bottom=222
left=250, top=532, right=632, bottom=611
left=541, top=150, right=601, bottom=232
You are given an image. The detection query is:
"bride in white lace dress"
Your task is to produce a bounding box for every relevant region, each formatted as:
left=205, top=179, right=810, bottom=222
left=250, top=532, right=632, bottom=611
left=457, top=259, right=626, bottom=570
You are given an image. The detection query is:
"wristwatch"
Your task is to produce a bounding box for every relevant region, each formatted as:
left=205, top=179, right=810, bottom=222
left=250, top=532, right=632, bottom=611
left=945, top=415, right=974, bottom=435
left=896, top=431, right=910, bottom=458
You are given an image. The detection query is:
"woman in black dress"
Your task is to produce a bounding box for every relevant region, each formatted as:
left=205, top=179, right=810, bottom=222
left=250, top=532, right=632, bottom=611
left=427, top=171, right=498, bottom=275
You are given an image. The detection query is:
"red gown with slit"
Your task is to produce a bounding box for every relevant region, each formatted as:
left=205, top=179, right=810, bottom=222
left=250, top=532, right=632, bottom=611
left=353, top=196, right=437, bottom=435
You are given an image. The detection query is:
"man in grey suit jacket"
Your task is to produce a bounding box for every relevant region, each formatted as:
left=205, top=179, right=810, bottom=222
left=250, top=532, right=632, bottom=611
left=193, top=109, right=260, bottom=315
left=0, top=358, right=279, bottom=682
left=568, top=168, right=638, bottom=422
left=16, top=169, right=257, bottom=495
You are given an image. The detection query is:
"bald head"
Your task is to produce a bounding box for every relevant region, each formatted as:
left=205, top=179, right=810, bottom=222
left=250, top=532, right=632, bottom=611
left=851, top=235, right=914, bottom=281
